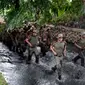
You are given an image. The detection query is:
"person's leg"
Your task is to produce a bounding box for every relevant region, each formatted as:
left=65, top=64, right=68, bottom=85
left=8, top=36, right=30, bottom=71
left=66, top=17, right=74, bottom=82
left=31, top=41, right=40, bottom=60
left=72, top=55, right=80, bottom=63
left=41, top=44, right=47, bottom=56
left=35, top=46, right=41, bottom=64
left=81, top=57, right=84, bottom=66
left=19, top=49, right=24, bottom=60
left=35, top=54, right=39, bottom=64
left=51, top=57, right=60, bottom=74
left=51, top=56, right=62, bottom=79
left=57, top=57, right=63, bottom=80
left=80, top=52, right=84, bottom=66
left=26, top=47, right=33, bottom=64
left=57, top=67, right=62, bottom=80
left=51, top=56, right=59, bottom=72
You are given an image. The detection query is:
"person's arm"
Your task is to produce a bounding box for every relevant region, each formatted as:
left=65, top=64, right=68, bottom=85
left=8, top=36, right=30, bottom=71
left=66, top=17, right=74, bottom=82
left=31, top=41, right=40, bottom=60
left=50, top=45, right=57, bottom=56
left=63, top=44, right=67, bottom=57
left=74, top=43, right=82, bottom=49
left=25, top=36, right=32, bottom=47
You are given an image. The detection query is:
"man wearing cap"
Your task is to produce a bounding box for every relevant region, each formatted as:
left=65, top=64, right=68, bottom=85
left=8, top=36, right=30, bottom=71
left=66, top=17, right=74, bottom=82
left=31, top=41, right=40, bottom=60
left=50, top=33, right=67, bottom=80
left=39, top=28, right=50, bottom=57
left=25, top=29, right=41, bottom=64
left=72, top=32, right=85, bottom=66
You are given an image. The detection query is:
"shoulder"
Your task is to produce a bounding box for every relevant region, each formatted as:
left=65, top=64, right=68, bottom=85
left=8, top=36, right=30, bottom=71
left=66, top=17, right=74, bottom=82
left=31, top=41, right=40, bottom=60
left=63, top=40, right=67, bottom=45
left=51, top=41, right=56, bottom=45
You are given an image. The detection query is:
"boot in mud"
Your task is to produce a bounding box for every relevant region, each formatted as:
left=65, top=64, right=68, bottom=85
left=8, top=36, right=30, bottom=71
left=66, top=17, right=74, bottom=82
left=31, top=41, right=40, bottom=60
left=58, top=74, right=61, bottom=80
left=51, top=65, right=57, bottom=72
left=35, top=56, right=39, bottom=64
left=48, top=65, right=57, bottom=74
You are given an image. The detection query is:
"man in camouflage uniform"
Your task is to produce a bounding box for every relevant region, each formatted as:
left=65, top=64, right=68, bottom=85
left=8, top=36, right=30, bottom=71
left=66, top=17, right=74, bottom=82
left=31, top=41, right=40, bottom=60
left=25, top=29, right=41, bottom=64
left=16, top=28, right=26, bottom=60
left=50, top=33, right=67, bottom=80
left=39, top=28, right=51, bottom=57
left=72, top=32, right=85, bottom=67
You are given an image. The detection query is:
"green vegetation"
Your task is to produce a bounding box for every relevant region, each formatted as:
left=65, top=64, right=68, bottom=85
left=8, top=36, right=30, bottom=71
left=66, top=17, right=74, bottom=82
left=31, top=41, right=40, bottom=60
left=0, top=73, right=8, bottom=85
left=0, top=0, right=85, bottom=30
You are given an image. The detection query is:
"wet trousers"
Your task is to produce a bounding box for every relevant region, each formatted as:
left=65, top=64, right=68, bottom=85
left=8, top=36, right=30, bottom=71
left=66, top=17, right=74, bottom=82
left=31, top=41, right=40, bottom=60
left=52, top=56, right=63, bottom=80
left=26, top=46, right=41, bottom=64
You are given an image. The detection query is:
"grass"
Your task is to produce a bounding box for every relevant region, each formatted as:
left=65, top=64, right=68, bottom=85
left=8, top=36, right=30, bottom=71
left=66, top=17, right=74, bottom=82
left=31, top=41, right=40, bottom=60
left=0, top=73, right=8, bottom=85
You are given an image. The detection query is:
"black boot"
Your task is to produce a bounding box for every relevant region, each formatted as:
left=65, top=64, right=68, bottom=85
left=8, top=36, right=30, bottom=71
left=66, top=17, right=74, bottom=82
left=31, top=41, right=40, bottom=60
left=35, top=55, right=39, bottom=64
left=58, top=75, right=61, bottom=80
left=52, top=65, right=57, bottom=72
left=47, top=66, right=57, bottom=74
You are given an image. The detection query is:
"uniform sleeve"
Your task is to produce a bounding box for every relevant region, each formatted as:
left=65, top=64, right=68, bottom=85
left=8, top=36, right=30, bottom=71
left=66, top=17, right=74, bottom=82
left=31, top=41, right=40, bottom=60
left=64, top=41, right=67, bottom=46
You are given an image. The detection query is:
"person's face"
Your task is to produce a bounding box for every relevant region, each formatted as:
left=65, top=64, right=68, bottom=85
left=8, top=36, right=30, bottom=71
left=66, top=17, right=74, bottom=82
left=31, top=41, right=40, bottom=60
left=57, top=37, right=63, bottom=41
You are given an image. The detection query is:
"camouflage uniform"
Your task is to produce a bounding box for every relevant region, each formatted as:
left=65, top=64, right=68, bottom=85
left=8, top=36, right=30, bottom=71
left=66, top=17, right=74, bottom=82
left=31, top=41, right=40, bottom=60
left=52, top=41, right=65, bottom=80
left=72, top=39, right=85, bottom=66
left=39, top=31, right=50, bottom=56
left=27, top=35, right=41, bottom=64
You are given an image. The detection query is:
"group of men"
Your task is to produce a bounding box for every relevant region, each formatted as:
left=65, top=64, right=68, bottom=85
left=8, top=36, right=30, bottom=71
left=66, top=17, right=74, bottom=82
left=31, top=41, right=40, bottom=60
left=25, top=26, right=52, bottom=64
left=25, top=26, right=85, bottom=80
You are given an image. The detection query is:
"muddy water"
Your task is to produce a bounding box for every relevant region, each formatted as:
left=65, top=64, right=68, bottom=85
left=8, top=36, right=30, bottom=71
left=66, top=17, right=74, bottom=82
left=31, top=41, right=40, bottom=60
left=0, top=42, right=85, bottom=85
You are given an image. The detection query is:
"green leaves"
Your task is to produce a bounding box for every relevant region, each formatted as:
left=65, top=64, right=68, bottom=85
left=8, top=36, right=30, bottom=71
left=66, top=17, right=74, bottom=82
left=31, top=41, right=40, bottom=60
left=0, top=0, right=84, bottom=30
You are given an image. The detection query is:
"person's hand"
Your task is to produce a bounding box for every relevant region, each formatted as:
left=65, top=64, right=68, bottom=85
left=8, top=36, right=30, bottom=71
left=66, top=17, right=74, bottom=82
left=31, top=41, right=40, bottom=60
left=29, top=44, right=33, bottom=47
left=54, top=52, right=57, bottom=56
left=54, top=54, right=57, bottom=56
left=80, top=47, right=84, bottom=50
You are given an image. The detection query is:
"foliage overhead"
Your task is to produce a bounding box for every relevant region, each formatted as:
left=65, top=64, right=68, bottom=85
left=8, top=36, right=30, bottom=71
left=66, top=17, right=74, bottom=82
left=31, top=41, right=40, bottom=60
left=0, top=0, right=84, bottom=30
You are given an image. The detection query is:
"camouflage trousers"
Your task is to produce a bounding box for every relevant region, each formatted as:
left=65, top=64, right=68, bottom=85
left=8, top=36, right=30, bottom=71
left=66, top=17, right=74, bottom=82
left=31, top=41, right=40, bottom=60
left=55, top=56, right=63, bottom=69
left=52, top=56, right=63, bottom=80
left=55, top=56, right=63, bottom=76
left=26, top=46, right=41, bottom=64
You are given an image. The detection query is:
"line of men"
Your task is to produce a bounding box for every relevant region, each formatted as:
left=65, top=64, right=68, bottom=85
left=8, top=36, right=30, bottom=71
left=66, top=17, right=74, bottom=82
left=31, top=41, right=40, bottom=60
left=25, top=26, right=85, bottom=80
